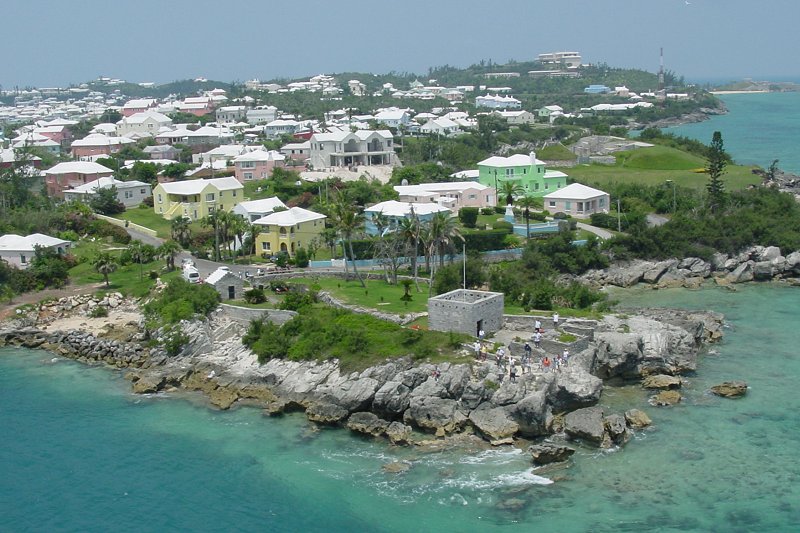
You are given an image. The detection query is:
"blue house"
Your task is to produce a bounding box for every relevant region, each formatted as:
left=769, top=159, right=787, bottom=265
left=364, top=201, right=451, bottom=236
left=584, top=84, right=611, bottom=94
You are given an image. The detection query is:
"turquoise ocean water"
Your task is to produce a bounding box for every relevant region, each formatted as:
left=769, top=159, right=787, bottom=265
left=666, top=92, right=800, bottom=173
left=2, top=283, right=800, bottom=532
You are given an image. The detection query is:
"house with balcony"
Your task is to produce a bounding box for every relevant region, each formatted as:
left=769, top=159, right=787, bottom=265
left=308, top=130, right=395, bottom=169
left=45, top=161, right=115, bottom=198
left=63, top=176, right=152, bottom=208
left=279, top=141, right=310, bottom=162
left=215, top=106, right=248, bottom=124
left=364, top=201, right=451, bottom=236
left=232, top=149, right=285, bottom=183
left=543, top=183, right=609, bottom=218
left=253, top=206, right=326, bottom=256
left=477, top=152, right=568, bottom=198
left=264, top=119, right=300, bottom=138
left=152, top=176, right=243, bottom=220
left=394, top=182, right=496, bottom=211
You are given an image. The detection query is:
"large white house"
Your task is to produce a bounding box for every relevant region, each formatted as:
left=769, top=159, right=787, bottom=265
left=364, top=200, right=451, bottom=236
left=394, top=182, right=496, bottom=211
left=0, top=233, right=72, bottom=269
left=63, top=176, right=152, bottom=208
left=308, top=130, right=395, bottom=169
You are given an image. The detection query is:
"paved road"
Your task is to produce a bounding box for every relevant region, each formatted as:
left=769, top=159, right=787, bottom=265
left=575, top=222, right=614, bottom=240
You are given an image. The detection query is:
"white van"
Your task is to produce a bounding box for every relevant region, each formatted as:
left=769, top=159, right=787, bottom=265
left=182, top=265, right=201, bottom=284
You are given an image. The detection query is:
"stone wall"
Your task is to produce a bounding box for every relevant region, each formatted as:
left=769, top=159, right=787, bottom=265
left=219, top=304, right=297, bottom=325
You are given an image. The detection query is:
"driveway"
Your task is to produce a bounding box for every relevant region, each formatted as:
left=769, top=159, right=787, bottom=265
left=575, top=222, right=614, bottom=240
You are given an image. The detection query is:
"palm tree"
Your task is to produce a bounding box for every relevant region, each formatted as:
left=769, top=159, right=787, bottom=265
left=128, top=241, right=145, bottom=280
left=92, top=252, right=118, bottom=287
left=170, top=216, right=191, bottom=247
left=499, top=181, right=524, bottom=206
left=426, top=212, right=464, bottom=295
left=200, top=212, right=220, bottom=262
left=157, top=240, right=181, bottom=271
left=397, top=211, right=422, bottom=292
left=248, top=222, right=262, bottom=262
left=516, top=196, right=539, bottom=239
left=229, top=215, right=248, bottom=259
left=330, top=191, right=365, bottom=288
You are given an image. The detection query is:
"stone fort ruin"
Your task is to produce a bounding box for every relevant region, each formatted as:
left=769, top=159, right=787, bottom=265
left=428, top=289, right=504, bottom=337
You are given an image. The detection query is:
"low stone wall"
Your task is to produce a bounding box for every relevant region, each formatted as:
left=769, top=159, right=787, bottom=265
left=95, top=214, right=158, bottom=238
left=317, top=292, right=426, bottom=325
left=219, top=304, right=297, bottom=325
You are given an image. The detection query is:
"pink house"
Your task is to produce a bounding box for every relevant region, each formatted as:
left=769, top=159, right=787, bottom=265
left=393, top=181, right=496, bottom=212
left=543, top=183, right=610, bottom=218
left=71, top=134, right=135, bottom=158
left=178, top=96, right=215, bottom=117
left=33, top=125, right=71, bottom=145
left=45, top=161, right=114, bottom=198
left=232, top=150, right=286, bottom=183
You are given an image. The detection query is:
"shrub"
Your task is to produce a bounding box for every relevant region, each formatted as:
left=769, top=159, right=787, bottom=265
left=294, top=248, right=310, bottom=268
left=459, top=207, right=479, bottom=228
left=163, top=324, right=189, bottom=356
left=89, top=306, right=108, bottom=318
left=274, top=251, right=290, bottom=268
left=244, top=288, right=267, bottom=304
left=148, top=270, right=159, bottom=280
left=278, top=290, right=316, bottom=311
left=481, top=207, right=495, bottom=215
left=493, top=220, right=513, bottom=232
left=494, top=206, right=505, bottom=214
left=144, top=278, right=220, bottom=325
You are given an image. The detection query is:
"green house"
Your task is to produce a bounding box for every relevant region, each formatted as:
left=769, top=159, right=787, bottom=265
left=477, top=152, right=568, bottom=199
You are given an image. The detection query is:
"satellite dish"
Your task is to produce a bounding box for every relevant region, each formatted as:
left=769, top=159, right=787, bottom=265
left=401, top=178, right=409, bottom=186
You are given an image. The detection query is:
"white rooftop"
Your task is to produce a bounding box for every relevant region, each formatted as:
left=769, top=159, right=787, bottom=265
left=158, top=176, right=242, bottom=195
left=365, top=200, right=451, bottom=217
left=478, top=153, right=544, bottom=167
left=252, top=206, right=326, bottom=227
left=46, top=161, right=114, bottom=175
left=65, top=176, right=149, bottom=193
left=205, top=267, right=237, bottom=286
left=543, top=183, right=607, bottom=199
left=0, top=233, right=71, bottom=252
left=233, top=197, right=287, bottom=215
left=394, top=181, right=492, bottom=196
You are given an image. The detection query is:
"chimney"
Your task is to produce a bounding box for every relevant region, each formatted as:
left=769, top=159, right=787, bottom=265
left=530, top=151, right=537, bottom=164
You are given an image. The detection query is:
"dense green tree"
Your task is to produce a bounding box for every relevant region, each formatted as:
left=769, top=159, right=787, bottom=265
left=157, top=240, right=182, bottom=271
left=170, top=216, right=192, bottom=246
left=89, top=186, right=125, bottom=215
left=705, top=131, right=727, bottom=212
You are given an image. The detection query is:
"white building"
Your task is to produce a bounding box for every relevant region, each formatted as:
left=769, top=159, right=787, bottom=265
left=232, top=197, right=288, bottom=222
left=543, top=183, right=609, bottom=218
left=116, top=111, right=173, bottom=137
left=475, top=94, right=521, bottom=109
left=0, top=233, right=72, bottom=269
left=308, top=130, right=395, bottom=169
left=246, top=106, right=278, bottom=125
left=63, top=176, right=152, bottom=207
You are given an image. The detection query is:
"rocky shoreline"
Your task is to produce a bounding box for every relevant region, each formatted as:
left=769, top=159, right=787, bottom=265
left=0, top=293, right=724, bottom=459
left=631, top=102, right=728, bottom=131
left=578, top=245, right=800, bottom=289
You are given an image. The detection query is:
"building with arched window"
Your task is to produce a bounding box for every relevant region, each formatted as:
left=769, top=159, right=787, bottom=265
left=252, top=207, right=326, bottom=257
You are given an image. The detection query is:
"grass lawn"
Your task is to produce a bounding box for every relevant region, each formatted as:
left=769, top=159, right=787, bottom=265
left=115, top=208, right=173, bottom=238
left=537, top=143, right=577, bottom=161
left=69, top=240, right=180, bottom=297
left=115, top=207, right=204, bottom=241
left=290, top=276, right=430, bottom=314
left=557, top=145, right=760, bottom=191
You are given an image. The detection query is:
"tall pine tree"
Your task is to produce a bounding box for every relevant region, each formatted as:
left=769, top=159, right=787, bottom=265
left=705, top=131, right=727, bottom=212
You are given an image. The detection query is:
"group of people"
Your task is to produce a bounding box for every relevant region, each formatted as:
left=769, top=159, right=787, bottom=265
left=471, top=313, right=569, bottom=380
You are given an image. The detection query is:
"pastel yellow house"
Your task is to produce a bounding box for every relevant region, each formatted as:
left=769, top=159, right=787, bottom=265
left=253, top=207, right=326, bottom=256
left=153, top=177, right=244, bottom=220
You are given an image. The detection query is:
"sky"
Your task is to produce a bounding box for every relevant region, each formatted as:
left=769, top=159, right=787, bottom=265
left=3, top=0, right=799, bottom=88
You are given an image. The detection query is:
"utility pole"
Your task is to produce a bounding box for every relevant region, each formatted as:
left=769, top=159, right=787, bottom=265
left=462, top=241, right=467, bottom=290
left=666, top=179, right=676, bottom=213
left=617, top=198, right=621, bottom=232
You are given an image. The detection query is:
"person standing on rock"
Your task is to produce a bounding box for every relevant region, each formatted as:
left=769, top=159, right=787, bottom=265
left=478, top=328, right=485, bottom=340
left=533, top=331, right=542, bottom=349
left=474, top=341, right=481, bottom=359
left=543, top=356, right=551, bottom=373
left=510, top=362, right=517, bottom=383
left=524, top=342, right=532, bottom=359
left=562, top=348, right=570, bottom=366
left=534, top=319, right=541, bottom=332
left=553, top=312, right=560, bottom=329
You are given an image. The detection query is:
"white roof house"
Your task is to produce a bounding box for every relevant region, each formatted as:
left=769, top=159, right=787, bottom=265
left=543, top=183, right=610, bottom=218
left=365, top=200, right=450, bottom=218
left=233, top=150, right=285, bottom=163
left=45, top=161, right=115, bottom=175
left=0, top=233, right=72, bottom=269
left=252, top=206, right=326, bottom=227
left=158, top=176, right=242, bottom=195
left=232, top=197, right=288, bottom=222
left=478, top=153, right=545, bottom=167
left=63, top=176, right=152, bottom=207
